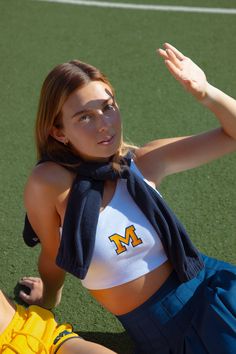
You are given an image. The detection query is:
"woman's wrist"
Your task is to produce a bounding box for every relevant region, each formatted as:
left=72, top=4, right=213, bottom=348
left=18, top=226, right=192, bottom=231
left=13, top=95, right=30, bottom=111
left=197, top=82, right=218, bottom=106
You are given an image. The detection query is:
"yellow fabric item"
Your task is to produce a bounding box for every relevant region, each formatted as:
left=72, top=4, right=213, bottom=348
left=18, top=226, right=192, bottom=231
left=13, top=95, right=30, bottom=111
left=0, top=305, right=79, bottom=353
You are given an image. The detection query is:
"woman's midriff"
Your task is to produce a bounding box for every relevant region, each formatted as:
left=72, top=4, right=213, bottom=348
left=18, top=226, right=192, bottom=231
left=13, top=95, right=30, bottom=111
left=89, top=260, right=173, bottom=315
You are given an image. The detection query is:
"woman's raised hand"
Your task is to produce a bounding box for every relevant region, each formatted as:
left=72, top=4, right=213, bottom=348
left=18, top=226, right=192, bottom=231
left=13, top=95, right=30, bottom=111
left=158, top=43, right=208, bottom=101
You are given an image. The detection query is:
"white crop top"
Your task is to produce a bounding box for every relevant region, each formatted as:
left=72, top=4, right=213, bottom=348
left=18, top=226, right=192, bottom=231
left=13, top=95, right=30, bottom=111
left=81, top=161, right=167, bottom=290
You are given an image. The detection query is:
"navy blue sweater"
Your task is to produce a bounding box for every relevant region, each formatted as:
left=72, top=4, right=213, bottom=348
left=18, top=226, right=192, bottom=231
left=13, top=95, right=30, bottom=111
left=23, top=154, right=204, bottom=282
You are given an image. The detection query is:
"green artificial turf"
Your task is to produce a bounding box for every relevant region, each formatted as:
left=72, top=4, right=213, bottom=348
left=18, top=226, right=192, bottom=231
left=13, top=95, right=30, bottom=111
left=0, top=1, right=235, bottom=353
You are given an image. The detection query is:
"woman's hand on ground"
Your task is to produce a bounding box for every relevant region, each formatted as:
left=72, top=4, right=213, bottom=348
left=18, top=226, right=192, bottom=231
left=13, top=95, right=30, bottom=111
left=19, top=276, right=44, bottom=306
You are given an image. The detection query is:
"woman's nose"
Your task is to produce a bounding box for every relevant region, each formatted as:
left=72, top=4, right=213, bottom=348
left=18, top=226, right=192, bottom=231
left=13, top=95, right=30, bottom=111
left=96, top=111, right=110, bottom=131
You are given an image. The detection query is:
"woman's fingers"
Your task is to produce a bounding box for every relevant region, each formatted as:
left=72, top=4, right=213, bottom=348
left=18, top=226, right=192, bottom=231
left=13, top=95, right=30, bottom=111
left=19, top=277, right=42, bottom=291
left=163, top=43, right=185, bottom=61
left=166, top=49, right=182, bottom=69
left=20, top=276, right=39, bottom=282
left=165, top=60, right=181, bottom=81
left=19, top=290, right=32, bottom=303
left=19, top=280, right=34, bottom=289
left=158, top=42, right=207, bottom=99
left=157, top=46, right=183, bottom=71
left=18, top=277, right=44, bottom=305
left=157, top=48, right=169, bottom=60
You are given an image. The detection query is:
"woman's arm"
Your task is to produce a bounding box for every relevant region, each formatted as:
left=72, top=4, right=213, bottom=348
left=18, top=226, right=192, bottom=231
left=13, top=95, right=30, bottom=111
left=201, top=83, right=236, bottom=139
left=19, top=260, right=65, bottom=309
left=135, top=44, right=236, bottom=185
left=19, top=163, right=72, bottom=308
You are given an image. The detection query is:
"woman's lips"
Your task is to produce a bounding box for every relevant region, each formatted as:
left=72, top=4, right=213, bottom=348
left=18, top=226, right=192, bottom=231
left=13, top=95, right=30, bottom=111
left=98, top=135, right=114, bottom=145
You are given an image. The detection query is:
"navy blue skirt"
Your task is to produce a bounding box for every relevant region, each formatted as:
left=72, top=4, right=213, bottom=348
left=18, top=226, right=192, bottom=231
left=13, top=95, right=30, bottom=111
left=117, top=255, right=236, bottom=354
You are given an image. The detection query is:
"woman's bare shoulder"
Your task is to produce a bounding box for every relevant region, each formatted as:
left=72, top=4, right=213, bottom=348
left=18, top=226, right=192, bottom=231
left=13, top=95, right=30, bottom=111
left=24, top=163, right=75, bottom=232
left=25, top=162, right=74, bottom=199
left=27, top=162, right=74, bottom=191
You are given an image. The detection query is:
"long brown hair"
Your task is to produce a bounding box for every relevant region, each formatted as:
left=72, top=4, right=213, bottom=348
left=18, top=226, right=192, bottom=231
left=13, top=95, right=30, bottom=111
left=35, top=60, right=136, bottom=167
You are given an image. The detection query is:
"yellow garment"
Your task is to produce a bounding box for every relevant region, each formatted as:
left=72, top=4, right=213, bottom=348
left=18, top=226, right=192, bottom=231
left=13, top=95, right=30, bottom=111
left=0, top=305, right=79, bottom=353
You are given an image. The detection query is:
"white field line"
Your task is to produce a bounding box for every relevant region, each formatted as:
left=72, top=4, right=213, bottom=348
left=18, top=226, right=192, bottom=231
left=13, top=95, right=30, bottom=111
left=35, top=0, right=236, bottom=15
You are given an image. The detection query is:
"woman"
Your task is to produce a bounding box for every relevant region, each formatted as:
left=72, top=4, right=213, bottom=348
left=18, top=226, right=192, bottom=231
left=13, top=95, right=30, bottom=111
left=20, top=43, right=236, bottom=353
left=0, top=289, right=116, bottom=353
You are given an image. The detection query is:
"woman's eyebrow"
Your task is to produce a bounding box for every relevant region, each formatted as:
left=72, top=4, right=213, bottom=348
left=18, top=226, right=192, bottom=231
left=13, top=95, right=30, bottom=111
left=71, top=98, right=112, bottom=118
left=72, top=108, right=89, bottom=118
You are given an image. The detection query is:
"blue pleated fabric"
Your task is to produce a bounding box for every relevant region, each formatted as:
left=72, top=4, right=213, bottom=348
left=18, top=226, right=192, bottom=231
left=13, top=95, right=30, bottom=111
left=117, top=255, right=236, bottom=354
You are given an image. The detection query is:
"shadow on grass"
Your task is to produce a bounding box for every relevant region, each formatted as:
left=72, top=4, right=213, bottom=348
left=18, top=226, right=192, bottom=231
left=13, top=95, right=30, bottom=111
left=78, top=330, right=134, bottom=354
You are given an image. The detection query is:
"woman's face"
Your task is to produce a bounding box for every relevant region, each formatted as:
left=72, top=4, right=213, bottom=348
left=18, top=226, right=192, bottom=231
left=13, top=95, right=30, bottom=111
left=58, top=81, right=122, bottom=162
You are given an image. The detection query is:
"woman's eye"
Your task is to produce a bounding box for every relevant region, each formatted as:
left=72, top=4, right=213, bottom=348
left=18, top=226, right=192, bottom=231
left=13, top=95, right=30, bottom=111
left=104, top=104, right=115, bottom=111
left=79, top=114, right=91, bottom=122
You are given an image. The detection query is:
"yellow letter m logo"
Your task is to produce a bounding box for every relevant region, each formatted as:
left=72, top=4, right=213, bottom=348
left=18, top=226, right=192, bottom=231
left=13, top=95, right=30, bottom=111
left=109, top=225, right=143, bottom=255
